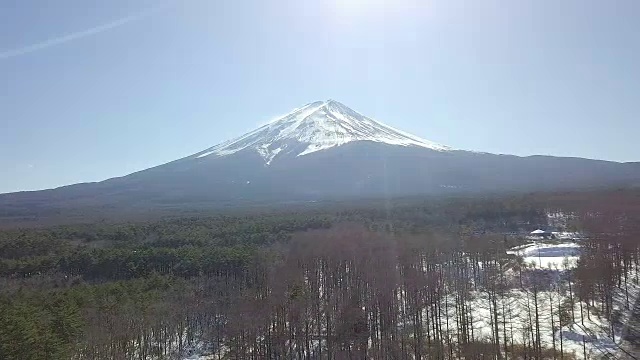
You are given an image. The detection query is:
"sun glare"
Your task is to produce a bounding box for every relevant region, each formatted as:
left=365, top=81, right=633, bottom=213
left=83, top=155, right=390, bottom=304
left=338, top=0, right=385, bottom=11
left=330, top=0, right=420, bottom=18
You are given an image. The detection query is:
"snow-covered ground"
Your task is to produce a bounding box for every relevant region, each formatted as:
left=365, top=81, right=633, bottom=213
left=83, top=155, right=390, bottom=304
left=179, top=240, right=640, bottom=359
left=507, top=241, right=581, bottom=269
left=452, top=288, right=626, bottom=359
left=491, top=240, right=640, bottom=359
left=552, top=231, right=584, bottom=240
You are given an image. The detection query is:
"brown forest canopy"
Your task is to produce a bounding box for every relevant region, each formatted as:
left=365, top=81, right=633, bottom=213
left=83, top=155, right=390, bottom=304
left=1, top=189, right=640, bottom=359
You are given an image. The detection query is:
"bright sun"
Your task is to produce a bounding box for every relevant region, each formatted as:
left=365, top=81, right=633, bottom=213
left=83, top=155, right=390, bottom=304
left=333, top=0, right=388, bottom=12
left=330, top=0, right=418, bottom=18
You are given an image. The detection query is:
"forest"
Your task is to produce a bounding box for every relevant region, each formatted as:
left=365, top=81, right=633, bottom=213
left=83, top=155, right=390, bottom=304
left=1, top=189, right=639, bottom=359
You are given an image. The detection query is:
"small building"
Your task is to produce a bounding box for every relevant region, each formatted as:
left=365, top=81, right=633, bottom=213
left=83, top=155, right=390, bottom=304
left=530, top=229, right=554, bottom=240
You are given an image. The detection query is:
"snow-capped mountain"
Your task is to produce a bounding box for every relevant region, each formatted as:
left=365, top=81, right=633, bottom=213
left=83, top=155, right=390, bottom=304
left=2, top=99, right=640, bottom=222
left=193, top=100, right=450, bottom=165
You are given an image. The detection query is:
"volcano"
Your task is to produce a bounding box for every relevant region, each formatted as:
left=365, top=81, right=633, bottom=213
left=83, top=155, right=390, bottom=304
left=2, top=100, right=639, bottom=219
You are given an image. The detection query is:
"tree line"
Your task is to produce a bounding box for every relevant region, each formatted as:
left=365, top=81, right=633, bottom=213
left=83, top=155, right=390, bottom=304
left=1, top=190, right=639, bottom=359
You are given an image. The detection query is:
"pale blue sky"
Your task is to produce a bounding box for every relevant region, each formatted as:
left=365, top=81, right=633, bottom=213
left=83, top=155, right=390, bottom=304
left=1, top=0, right=639, bottom=193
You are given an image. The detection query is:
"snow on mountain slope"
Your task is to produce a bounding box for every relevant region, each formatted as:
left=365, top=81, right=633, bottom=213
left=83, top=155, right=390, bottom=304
left=194, top=100, right=452, bottom=165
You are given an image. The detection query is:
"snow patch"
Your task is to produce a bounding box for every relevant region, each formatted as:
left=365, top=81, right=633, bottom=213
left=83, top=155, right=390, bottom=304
left=265, top=146, right=284, bottom=165
left=193, top=100, right=452, bottom=164
left=508, top=241, right=581, bottom=269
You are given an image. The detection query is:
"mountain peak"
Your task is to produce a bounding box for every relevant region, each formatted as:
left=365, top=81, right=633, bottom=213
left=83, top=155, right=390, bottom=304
left=195, top=100, right=452, bottom=164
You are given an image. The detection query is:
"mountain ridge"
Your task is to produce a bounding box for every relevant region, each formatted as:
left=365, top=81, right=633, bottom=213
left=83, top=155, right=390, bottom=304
left=1, top=100, right=640, bottom=222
